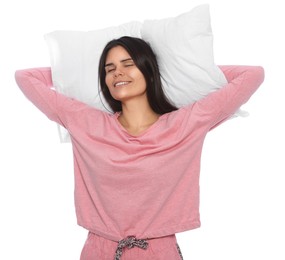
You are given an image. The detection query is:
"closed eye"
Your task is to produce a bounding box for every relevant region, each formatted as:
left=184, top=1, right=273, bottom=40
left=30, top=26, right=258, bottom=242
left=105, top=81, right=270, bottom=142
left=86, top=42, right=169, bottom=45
left=105, top=65, right=115, bottom=73
left=122, top=59, right=135, bottom=67
left=124, top=63, right=134, bottom=67
left=106, top=68, right=115, bottom=73
left=105, top=58, right=135, bottom=73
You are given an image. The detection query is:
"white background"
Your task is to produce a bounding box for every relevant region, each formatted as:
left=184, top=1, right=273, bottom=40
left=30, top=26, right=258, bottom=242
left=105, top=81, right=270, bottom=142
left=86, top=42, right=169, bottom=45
left=0, top=0, right=284, bottom=259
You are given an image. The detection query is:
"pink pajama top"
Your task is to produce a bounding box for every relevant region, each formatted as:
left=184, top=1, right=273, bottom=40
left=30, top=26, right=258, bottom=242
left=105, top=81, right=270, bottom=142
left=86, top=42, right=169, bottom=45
left=15, top=65, right=264, bottom=242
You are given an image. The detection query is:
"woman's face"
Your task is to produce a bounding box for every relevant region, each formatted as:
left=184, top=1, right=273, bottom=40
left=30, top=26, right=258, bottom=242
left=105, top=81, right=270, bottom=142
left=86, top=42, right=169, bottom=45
left=104, top=46, right=147, bottom=103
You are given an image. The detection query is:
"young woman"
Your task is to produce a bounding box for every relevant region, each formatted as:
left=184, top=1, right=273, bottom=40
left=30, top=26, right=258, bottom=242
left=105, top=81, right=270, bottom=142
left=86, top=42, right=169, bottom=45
left=15, top=36, right=264, bottom=260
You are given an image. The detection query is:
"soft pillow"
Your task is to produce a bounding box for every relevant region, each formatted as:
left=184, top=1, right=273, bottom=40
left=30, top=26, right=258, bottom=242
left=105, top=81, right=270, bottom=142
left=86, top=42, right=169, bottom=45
left=141, top=4, right=227, bottom=107
left=45, top=4, right=239, bottom=142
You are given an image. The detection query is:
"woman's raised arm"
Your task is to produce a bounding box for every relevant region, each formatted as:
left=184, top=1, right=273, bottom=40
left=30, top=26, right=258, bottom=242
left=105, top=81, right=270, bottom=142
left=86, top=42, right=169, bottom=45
left=194, top=65, right=265, bottom=130
left=15, top=67, right=68, bottom=126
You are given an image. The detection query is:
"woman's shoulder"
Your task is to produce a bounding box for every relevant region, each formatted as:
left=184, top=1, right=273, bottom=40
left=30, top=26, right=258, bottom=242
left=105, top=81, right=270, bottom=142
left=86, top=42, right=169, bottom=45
left=160, top=104, right=195, bottom=124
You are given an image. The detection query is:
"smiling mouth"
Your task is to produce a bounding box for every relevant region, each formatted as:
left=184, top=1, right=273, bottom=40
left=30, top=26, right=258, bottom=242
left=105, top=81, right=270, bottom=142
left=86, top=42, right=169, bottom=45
left=114, top=81, right=130, bottom=87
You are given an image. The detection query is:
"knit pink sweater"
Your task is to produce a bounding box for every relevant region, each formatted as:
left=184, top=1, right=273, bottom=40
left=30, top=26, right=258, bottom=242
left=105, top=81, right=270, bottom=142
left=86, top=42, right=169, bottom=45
left=15, top=66, right=264, bottom=242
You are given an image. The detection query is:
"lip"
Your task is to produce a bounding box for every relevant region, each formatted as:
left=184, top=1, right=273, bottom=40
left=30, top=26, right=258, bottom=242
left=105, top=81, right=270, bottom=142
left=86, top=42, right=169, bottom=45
left=114, top=81, right=131, bottom=87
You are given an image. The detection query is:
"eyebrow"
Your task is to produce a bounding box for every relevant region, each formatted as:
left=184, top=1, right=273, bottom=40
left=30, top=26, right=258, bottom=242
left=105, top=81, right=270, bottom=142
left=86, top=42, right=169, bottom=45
left=105, top=58, right=133, bottom=67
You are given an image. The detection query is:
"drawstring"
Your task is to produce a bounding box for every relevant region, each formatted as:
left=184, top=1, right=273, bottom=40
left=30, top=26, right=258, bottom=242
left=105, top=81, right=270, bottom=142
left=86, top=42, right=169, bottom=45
left=114, top=236, right=148, bottom=260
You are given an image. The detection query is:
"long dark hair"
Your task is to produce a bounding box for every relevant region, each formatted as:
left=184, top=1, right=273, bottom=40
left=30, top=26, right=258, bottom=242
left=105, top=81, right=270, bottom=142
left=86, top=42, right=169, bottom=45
left=98, top=36, right=177, bottom=114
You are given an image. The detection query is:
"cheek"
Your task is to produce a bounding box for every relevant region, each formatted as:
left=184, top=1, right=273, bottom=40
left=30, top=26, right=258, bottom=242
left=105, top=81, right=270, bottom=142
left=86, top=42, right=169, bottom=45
left=131, top=69, right=145, bottom=84
left=105, top=75, right=113, bottom=91
left=138, top=75, right=147, bottom=90
left=104, top=75, right=119, bottom=99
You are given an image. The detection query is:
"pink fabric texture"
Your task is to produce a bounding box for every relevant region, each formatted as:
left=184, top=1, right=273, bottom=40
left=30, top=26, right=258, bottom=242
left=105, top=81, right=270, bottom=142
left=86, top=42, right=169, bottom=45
left=15, top=66, right=264, bottom=243
left=80, top=233, right=181, bottom=260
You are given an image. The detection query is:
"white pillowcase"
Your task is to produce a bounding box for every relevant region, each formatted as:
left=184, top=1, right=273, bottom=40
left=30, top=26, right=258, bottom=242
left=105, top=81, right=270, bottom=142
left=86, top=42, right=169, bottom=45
left=45, top=4, right=235, bottom=142
left=141, top=5, right=227, bottom=107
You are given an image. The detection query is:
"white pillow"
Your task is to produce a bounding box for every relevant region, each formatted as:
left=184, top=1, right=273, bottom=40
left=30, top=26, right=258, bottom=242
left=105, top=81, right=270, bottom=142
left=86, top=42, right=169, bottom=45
left=141, top=4, right=227, bottom=107
left=45, top=4, right=238, bottom=142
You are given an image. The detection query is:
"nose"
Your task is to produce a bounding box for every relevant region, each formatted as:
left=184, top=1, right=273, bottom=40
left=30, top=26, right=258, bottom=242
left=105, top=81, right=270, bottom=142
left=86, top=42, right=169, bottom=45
left=113, top=67, right=124, bottom=78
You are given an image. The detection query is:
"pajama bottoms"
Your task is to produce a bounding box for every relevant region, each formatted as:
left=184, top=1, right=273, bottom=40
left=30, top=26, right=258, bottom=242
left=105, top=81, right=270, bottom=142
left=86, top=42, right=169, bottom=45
left=80, top=232, right=184, bottom=260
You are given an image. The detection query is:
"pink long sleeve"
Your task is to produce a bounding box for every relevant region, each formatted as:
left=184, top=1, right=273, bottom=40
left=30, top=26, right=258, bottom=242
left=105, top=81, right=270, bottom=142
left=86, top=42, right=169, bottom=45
left=15, top=68, right=59, bottom=120
left=192, top=65, right=265, bottom=130
left=15, top=68, right=89, bottom=128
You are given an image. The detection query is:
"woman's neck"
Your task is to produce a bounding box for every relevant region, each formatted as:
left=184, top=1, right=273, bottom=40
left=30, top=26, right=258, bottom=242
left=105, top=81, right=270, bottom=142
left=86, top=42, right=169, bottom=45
left=118, top=99, right=159, bottom=136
